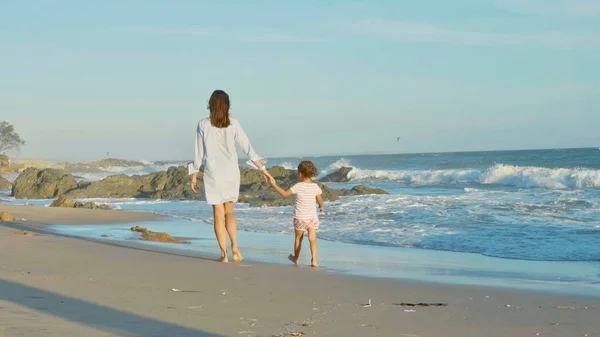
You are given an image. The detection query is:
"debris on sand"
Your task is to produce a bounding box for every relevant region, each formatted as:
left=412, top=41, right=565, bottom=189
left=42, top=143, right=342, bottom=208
left=12, top=230, right=36, bottom=236
left=130, top=226, right=189, bottom=244
left=0, top=212, right=15, bottom=222
left=396, top=302, right=448, bottom=307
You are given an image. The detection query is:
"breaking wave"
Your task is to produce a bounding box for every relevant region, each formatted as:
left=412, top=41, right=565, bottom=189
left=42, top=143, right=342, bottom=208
left=346, top=164, right=600, bottom=189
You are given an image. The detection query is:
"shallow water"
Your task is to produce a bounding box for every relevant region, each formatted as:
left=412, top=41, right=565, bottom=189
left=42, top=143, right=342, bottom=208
left=3, top=148, right=600, bottom=294
left=49, top=219, right=600, bottom=297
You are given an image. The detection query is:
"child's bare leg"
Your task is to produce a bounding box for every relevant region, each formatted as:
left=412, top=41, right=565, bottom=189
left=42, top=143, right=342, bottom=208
left=307, top=228, right=318, bottom=267
left=288, top=230, right=304, bottom=266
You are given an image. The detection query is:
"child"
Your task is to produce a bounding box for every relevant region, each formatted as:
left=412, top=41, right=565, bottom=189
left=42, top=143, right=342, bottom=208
left=268, top=161, right=324, bottom=267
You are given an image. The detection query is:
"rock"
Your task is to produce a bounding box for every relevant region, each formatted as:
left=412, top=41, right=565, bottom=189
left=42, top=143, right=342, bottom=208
left=56, top=158, right=145, bottom=173
left=319, top=167, right=353, bottom=183
left=347, top=185, right=388, bottom=195
left=49, top=195, right=110, bottom=210
left=101, top=234, right=110, bottom=238
left=319, top=182, right=342, bottom=201
left=238, top=172, right=342, bottom=207
left=11, top=164, right=387, bottom=208
left=148, top=166, right=203, bottom=200
left=0, top=157, right=10, bottom=173
left=98, top=204, right=111, bottom=210
left=130, top=226, right=188, bottom=244
left=12, top=168, right=78, bottom=199
left=12, top=230, right=35, bottom=236
left=0, top=176, right=11, bottom=189
left=83, top=201, right=97, bottom=209
left=0, top=212, right=15, bottom=222
left=10, top=160, right=55, bottom=173
left=65, top=166, right=204, bottom=200
left=50, top=195, right=76, bottom=208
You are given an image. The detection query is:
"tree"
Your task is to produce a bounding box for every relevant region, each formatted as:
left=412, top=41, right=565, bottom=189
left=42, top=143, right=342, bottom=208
left=0, top=121, right=26, bottom=156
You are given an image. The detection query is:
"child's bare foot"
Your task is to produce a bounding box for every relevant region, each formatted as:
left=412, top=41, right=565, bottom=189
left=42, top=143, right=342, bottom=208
left=288, top=254, right=299, bottom=266
left=311, top=259, right=318, bottom=268
left=232, top=248, right=243, bottom=263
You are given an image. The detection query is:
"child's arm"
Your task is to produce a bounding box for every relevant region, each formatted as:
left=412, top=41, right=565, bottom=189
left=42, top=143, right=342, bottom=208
left=268, top=177, right=294, bottom=197
left=316, top=195, right=324, bottom=212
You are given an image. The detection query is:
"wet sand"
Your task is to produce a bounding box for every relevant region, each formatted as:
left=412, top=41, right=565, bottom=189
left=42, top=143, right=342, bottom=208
left=0, top=205, right=598, bottom=337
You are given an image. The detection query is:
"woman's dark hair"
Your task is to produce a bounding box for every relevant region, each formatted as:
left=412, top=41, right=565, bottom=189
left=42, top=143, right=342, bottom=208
left=298, top=161, right=318, bottom=178
left=208, top=90, right=231, bottom=128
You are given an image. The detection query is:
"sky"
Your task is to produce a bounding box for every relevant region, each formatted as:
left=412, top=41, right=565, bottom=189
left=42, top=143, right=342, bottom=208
left=1, top=0, right=599, bottom=161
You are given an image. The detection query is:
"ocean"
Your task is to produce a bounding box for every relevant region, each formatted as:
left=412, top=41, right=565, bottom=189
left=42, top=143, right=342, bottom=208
left=2, top=148, right=600, bottom=295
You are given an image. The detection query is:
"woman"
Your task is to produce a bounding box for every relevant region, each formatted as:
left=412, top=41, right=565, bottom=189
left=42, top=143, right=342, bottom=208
left=189, top=89, right=272, bottom=263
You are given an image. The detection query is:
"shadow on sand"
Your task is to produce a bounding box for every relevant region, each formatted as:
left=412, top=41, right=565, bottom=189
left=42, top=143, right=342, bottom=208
left=0, top=278, right=225, bottom=337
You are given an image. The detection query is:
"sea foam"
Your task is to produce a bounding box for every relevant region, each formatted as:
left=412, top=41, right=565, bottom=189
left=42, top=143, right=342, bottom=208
left=345, top=164, right=600, bottom=189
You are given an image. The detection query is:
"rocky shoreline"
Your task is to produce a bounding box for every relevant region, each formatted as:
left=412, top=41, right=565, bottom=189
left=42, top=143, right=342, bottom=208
left=0, top=158, right=147, bottom=174
left=9, top=165, right=383, bottom=207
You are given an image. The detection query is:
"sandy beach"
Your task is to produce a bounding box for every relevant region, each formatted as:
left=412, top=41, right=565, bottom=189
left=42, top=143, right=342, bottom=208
left=0, top=205, right=598, bottom=337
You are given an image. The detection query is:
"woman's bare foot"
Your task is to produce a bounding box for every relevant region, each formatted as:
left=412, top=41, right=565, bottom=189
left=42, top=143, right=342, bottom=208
left=311, top=259, right=318, bottom=268
left=288, top=254, right=299, bottom=266
left=232, top=248, right=243, bottom=263
left=219, top=252, right=229, bottom=263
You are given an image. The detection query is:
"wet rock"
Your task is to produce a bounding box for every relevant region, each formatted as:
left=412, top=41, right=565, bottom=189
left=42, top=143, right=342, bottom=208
left=319, top=167, right=353, bottom=183
left=83, top=201, right=96, bottom=209
left=49, top=195, right=76, bottom=208
left=130, top=226, right=188, bottom=244
left=346, top=185, right=388, bottom=195
left=98, top=204, right=112, bottom=210
left=0, top=212, right=15, bottom=222
left=50, top=195, right=110, bottom=210
left=11, top=168, right=78, bottom=199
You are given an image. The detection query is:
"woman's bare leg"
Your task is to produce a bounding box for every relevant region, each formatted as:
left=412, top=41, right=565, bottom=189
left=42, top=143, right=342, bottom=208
left=224, top=202, right=242, bottom=262
left=212, top=204, right=228, bottom=262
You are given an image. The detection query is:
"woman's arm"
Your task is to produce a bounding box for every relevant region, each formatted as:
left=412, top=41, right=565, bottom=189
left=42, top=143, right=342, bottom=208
left=233, top=120, right=272, bottom=181
left=234, top=120, right=262, bottom=163
left=189, top=123, right=205, bottom=193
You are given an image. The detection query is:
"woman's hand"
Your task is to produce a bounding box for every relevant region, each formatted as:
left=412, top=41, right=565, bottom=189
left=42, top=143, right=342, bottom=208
left=191, top=175, right=198, bottom=193
left=261, top=168, right=274, bottom=184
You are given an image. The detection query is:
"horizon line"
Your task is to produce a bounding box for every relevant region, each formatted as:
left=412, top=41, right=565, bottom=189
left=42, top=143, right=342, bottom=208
left=6, top=146, right=598, bottom=163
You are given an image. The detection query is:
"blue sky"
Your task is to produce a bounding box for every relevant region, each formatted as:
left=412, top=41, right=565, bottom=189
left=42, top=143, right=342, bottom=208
left=1, top=0, right=599, bottom=160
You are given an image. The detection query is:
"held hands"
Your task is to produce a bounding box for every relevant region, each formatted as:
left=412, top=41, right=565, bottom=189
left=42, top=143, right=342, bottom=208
left=266, top=174, right=277, bottom=186
left=261, top=167, right=274, bottom=185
